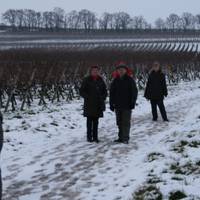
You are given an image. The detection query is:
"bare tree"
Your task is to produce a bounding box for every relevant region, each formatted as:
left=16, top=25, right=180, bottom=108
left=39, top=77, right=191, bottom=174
left=35, top=12, right=43, bottom=29
left=15, top=9, right=25, bottom=29
left=155, top=18, right=166, bottom=29
left=111, top=12, right=131, bottom=30
left=23, top=9, right=37, bottom=30
left=53, top=7, right=65, bottom=30
left=65, top=10, right=80, bottom=29
left=42, top=11, right=55, bottom=30
left=181, top=12, right=196, bottom=29
left=118, top=12, right=131, bottom=29
left=78, top=9, right=97, bottom=30
left=111, top=13, right=120, bottom=29
left=195, top=14, right=200, bottom=29
left=2, top=9, right=17, bottom=27
left=166, top=14, right=180, bottom=29
left=131, top=16, right=148, bottom=29
left=99, top=12, right=113, bottom=30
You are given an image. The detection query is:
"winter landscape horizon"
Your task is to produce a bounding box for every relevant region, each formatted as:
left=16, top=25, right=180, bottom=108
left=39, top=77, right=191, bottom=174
left=1, top=1, right=200, bottom=200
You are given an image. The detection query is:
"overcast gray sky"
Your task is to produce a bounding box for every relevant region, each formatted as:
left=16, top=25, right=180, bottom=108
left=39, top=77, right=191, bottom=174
left=1, top=0, right=200, bottom=23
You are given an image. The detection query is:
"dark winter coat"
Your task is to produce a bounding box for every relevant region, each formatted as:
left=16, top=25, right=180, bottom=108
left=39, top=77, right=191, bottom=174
left=144, top=70, right=168, bottom=100
left=80, top=76, right=107, bottom=118
left=0, top=112, right=3, bottom=153
left=110, top=74, right=138, bottom=110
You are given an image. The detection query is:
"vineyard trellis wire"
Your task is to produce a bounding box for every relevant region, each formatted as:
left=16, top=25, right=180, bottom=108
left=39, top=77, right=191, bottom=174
left=0, top=37, right=200, bottom=112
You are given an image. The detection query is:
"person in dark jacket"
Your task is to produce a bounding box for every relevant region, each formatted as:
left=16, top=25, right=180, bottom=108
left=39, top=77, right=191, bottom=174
left=0, top=112, right=3, bottom=153
left=110, top=63, right=138, bottom=144
left=80, top=66, right=107, bottom=143
left=0, top=111, right=3, bottom=200
left=144, top=61, right=169, bottom=121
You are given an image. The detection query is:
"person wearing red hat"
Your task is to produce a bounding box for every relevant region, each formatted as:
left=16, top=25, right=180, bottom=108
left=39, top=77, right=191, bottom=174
left=80, top=66, right=107, bottom=143
left=112, top=62, right=133, bottom=79
left=110, top=63, right=138, bottom=144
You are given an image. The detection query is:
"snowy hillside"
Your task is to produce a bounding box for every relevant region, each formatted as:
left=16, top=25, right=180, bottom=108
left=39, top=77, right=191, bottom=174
left=1, top=80, right=200, bottom=200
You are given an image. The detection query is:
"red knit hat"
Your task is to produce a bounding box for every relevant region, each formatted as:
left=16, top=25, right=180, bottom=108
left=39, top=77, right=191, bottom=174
left=116, top=61, right=127, bottom=70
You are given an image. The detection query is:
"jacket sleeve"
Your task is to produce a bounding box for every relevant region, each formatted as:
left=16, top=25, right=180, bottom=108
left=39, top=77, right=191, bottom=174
left=109, top=80, right=116, bottom=107
left=102, top=80, right=108, bottom=101
left=0, top=111, right=3, bottom=154
left=0, top=112, right=2, bottom=124
left=144, top=76, right=150, bottom=99
left=162, top=74, right=168, bottom=97
left=131, top=78, right=138, bottom=108
left=80, top=78, right=89, bottom=99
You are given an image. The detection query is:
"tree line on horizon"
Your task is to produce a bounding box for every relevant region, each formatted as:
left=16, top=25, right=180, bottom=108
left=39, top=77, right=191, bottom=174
left=1, top=8, right=200, bottom=31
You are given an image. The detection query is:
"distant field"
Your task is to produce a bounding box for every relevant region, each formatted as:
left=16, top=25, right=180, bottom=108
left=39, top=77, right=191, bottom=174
left=0, top=31, right=200, bottom=52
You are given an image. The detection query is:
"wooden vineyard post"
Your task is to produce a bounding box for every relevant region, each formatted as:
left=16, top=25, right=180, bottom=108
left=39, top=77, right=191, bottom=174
left=20, top=68, right=37, bottom=111
left=5, top=67, right=22, bottom=112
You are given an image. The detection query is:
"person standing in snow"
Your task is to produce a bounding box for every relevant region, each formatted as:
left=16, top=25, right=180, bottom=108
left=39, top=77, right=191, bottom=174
left=80, top=66, right=107, bottom=143
left=144, top=61, right=169, bottom=122
left=0, top=112, right=3, bottom=153
left=110, top=63, right=138, bottom=144
left=0, top=111, right=3, bottom=200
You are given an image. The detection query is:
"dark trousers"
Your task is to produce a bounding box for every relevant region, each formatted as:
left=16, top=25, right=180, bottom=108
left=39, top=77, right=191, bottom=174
left=150, top=99, right=168, bottom=121
left=116, top=109, right=132, bottom=142
left=0, top=125, right=3, bottom=154
left=87, top=117, right=99, bottom=141
left=0, top=169, right=2, bottom=200
left=0, top=124, right=2, bottom=200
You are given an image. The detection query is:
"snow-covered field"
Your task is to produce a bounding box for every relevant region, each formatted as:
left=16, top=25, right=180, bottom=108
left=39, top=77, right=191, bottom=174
left=0, top=33, right=200, bottom=52
left=1, top=80, right=200, bottom=200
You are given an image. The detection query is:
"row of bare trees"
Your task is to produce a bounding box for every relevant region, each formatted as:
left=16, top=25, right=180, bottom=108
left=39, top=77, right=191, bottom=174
left=155, top=13, right=200, bottom=30
left=2, top=8, right=200, bottom=31
left=1, top=8, right=150, bottom=31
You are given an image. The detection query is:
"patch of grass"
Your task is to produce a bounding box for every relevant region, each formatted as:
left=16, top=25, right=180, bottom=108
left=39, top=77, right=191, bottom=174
left=196, top=160, right=200, bottom=166
left=180, top=140, right=188, bottom=146
left=169, top=190, right=187, bottom=200
left=170, top=161, right=200, bottom=175
left=133, top=185, right=163, bottom=200
left=147, top=174, right=163, bottom=184
left=171, top=140, right=188, bottom=153
left=147, top=152, right=165, bottom=162
left=189, top=140, right=200, bottom=148
left=170, top=163, right=185, bottom=175
left=172, top=140, right=200, bottom=153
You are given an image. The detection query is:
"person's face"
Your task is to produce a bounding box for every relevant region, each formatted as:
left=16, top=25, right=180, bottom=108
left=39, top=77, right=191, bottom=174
left=117, top=68, right=127, bottom=76
left=91, top=68, right=99, bottom=76
left=153, top=62, right=160, bottom=72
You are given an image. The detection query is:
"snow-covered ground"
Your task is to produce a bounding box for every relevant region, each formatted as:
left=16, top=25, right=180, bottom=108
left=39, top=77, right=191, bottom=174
left=1, top=80, right=200, bottom=200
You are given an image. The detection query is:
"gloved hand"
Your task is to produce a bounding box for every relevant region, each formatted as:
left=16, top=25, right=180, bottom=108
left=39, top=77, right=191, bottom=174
left=144, top=96, right=150, bottom=101
left=110, top=105, right=115, bottom=112
left=130, top=104, right=135, bottom=109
